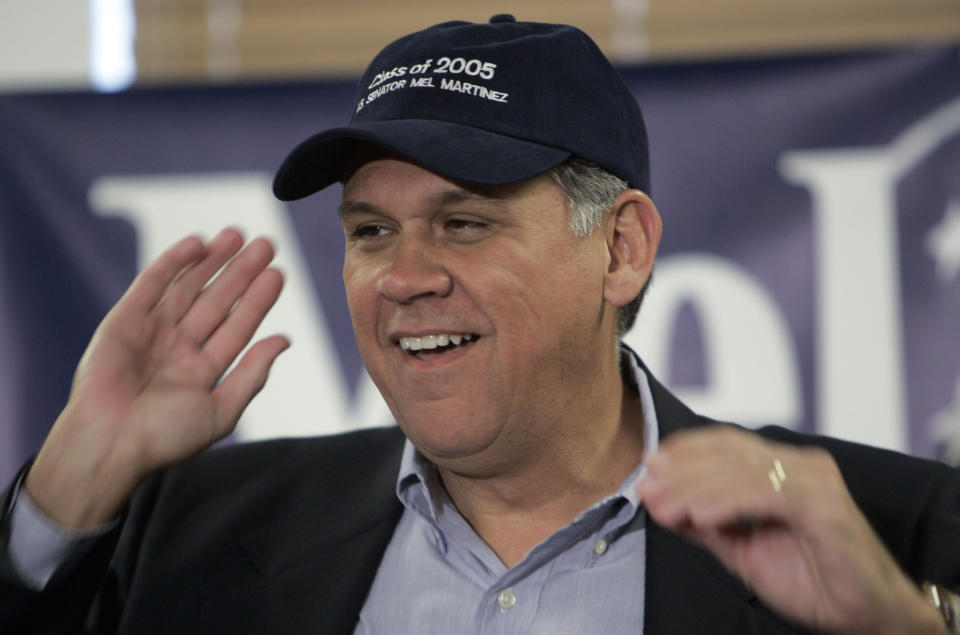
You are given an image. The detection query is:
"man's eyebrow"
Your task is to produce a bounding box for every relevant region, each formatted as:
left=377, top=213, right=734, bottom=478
left=433, top=188, right=511, bottom=212
left=338, top=188, right=511, bottom=219
left=337, top=200, right=378, bottom=219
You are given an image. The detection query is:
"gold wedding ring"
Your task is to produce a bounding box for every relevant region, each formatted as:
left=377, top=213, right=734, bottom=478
left=768, top=458, right=787, bottom=493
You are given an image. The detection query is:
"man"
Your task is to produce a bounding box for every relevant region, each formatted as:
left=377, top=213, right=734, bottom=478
left=2, top=15, right=959, bottom=634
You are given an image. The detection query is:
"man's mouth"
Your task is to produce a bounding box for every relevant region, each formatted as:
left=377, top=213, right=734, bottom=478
left=398, top=333, right=478, bottom=357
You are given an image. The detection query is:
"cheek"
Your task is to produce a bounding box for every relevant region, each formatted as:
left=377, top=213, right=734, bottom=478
left=343, top=262, right=379, bottom=332
left=471, top=255, right=598, bottom=343
left=509, top=247, right=600, bottom=311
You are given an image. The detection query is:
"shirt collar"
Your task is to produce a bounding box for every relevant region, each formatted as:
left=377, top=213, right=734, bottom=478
left=396, top=343, right=660, bottom=521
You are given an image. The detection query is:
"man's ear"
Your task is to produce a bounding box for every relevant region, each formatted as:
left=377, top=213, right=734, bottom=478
left=603, top=190, right=662, bottom=307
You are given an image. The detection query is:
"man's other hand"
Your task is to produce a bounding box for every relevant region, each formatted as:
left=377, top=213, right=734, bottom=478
left=637, top=426, right=945, bottom=634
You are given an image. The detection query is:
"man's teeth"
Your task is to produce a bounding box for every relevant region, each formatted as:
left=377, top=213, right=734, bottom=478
left=399, top=333, right=474, bottom=351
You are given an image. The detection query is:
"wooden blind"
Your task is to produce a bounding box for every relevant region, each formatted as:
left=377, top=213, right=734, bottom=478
left=132, top=0, right=960, bottom=84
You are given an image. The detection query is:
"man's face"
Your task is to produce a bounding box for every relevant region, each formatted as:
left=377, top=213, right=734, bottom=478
left=340, top=155, right=615, bottom=474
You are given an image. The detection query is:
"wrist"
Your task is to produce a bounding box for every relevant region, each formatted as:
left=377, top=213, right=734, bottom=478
left=853, top=571, right=949, bottom=635
left=922, top=582, right=960, bottom=634
left=874, top=583, right=950, bottom=635
left=25, top=411, right=141, bottom=529
left=24, top=455, right=133, bottom=530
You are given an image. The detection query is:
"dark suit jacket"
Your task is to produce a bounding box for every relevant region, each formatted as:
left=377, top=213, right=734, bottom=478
left=3, top=371, right=960, bottom=633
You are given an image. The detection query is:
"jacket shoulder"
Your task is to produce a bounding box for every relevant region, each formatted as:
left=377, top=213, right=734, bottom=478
left=170, top=425, right=405, bottom=485
left=110, top=426, right=406, bottom=631
left=131, top=425, right=406, bottom=528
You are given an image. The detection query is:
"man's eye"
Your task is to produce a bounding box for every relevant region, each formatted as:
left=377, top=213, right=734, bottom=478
left=352, top=224, right=391, bottom=238
left=445, top=218, right=487, bottom=232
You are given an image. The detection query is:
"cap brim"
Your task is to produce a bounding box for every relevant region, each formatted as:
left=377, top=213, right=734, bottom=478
left=272, top=119, right=571, bottom=201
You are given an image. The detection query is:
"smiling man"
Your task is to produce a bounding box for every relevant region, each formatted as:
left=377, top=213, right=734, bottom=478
left=339, top=152, right=651, bottom=579
left=3, top=15, right=960, bottom=635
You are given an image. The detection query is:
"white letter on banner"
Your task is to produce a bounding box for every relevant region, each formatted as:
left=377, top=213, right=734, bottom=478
left=88, top=172, right=393, bottom=441
left=779, top=152, right=906, bottom=451
left=626, top=254, right=802, bottom=429
left=779, top=96, right=960, bottom=452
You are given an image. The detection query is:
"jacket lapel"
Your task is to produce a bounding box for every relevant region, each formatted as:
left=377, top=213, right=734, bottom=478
left=197, top=428, right=405, bottom=635
left=641, top=365, right=807, bottom=634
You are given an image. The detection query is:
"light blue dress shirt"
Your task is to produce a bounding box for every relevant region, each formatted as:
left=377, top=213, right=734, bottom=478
left=356, top=353, right=660, bottom=634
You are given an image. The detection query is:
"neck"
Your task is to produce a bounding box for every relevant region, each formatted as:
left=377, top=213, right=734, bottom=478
left=436, top=357, right=646, bottom=568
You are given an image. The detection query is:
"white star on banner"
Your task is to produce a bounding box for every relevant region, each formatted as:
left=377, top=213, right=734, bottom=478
left=926, top=199, right=960, bottom=285
left=931, top=376, right=960, bottom=466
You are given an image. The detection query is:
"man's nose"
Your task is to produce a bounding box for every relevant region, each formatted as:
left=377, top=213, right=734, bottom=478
left=377, top=235, right=453, bottom=303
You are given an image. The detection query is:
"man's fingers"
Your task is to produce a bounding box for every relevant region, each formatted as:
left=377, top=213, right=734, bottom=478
left=118, top=235, right=206, bottom=318
left=202, top=267, right=285, bottom=376
left=639, top=429, right=798, bottom=531
left=212, top=334, right=290, bottom=430
left=159, top=228, right=245, bottom=323
left=643, top=478, right=782, bottom=531
left=178, top=237, right=277, bottom=346
left=639, top=428, right=844, bottom=540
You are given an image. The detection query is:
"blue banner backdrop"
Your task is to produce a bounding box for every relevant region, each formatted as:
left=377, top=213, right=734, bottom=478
left=2, top=45, right=959, bottom=484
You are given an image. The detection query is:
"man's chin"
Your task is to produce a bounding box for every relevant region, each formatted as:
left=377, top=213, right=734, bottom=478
left=398, top=418, right=501, bottom=465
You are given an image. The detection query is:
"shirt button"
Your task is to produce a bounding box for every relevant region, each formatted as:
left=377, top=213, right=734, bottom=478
left=497, top=587, right=516, bottom=611
left=594, top=538, right=608, bottom=555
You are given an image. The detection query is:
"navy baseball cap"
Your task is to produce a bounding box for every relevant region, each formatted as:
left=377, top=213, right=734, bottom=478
left=273, top=14, right=650, bottom=201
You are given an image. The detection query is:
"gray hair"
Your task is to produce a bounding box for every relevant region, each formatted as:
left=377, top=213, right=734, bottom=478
left=547, top=158, right=651, bottom=336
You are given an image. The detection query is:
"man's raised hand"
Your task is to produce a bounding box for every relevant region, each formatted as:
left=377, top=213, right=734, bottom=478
left=24, top=229, right=289, bottom=529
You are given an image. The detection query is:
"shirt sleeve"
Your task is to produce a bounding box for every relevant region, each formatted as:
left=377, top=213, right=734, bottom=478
left=5, top=477, right=116, bottom=591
